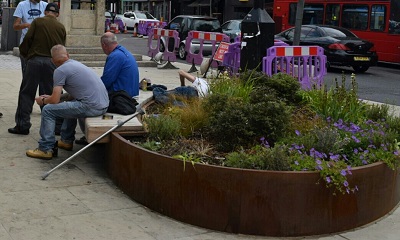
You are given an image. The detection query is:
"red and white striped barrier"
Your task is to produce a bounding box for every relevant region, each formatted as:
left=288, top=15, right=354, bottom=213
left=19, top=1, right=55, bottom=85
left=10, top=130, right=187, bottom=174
left=185, top=31, right=230, bottom=68
left=147, top=28, right=180, bottom=65
left=275, top=46, right=319, bottom=57
left=263, top=46, right=327, bottom=90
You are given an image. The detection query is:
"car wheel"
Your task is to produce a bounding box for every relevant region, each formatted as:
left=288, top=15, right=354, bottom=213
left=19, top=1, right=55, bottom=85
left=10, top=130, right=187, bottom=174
left=178, top=44, right=187, bottom=60
left=352, top=65, right=369, bottom=73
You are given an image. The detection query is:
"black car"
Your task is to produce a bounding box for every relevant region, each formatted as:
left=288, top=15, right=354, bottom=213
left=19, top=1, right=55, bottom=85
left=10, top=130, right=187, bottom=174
left=161, top=15, right=222, bottom=59
left=221, top=19, right=242, bottom=43
left=275, top=25, right=378, bottom=73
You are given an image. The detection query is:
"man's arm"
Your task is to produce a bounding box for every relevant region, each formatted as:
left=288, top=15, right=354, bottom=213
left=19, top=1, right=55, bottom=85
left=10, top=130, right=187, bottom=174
left=13, top=17, right=31, bottom=31
left=35, top=86, right=63, bottom=106
left=178, top=70, right=196, bottom=86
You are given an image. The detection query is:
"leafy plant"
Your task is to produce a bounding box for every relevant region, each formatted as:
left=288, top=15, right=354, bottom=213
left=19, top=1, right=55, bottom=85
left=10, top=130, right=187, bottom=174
left=300, top=73, right=367, bottom=123
left=143, top=114, right=181, bottom=141
left=137, top=71, right=400, bottom=194
left=173, top=153, right=202, bottom=171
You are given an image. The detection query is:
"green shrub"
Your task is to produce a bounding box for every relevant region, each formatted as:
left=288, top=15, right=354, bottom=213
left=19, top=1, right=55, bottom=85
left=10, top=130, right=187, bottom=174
left=225, top=144, right=291, bottom=171
left=300, top=73, right=367, bottom=123
left=204, top=97, right=254, bottom=152
left=143, top=114, right=181, bottom=141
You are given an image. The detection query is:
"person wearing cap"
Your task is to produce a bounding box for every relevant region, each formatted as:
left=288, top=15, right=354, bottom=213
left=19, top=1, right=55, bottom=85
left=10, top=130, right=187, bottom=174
left=13, top=0, right=48, bottom=72
left=8, top=3, right=66, bottom=135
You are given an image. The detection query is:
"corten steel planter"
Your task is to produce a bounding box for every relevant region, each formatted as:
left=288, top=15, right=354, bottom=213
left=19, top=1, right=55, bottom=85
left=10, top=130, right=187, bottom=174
left=106, top=132, right=400, bottom=237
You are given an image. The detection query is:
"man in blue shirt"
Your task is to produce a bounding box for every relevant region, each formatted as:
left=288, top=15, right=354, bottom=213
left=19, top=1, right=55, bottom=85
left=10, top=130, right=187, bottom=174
left=75, top=32, right=139, bottom=145
left=100, top=32, right=139, bottom=98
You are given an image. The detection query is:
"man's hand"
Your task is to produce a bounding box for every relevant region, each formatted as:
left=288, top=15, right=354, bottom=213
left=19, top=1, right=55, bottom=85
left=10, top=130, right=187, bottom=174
left=35, top=95, right=50, bottom=106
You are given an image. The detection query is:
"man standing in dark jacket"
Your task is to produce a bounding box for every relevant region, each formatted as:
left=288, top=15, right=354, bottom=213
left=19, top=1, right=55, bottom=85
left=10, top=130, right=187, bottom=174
left=8, top=3, right=66, bottom=135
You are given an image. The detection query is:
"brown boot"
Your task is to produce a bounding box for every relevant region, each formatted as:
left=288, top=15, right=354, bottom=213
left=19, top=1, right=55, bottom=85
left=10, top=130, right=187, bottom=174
left=58, top=140, right=73, bottom=151
left=26, top=148, right=52, bottom=160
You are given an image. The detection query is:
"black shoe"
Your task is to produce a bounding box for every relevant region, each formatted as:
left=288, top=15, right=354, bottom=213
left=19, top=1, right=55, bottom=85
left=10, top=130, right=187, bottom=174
left=75, top=136, right=88, bottom=145
left=8, top=126, right=29, bottom=135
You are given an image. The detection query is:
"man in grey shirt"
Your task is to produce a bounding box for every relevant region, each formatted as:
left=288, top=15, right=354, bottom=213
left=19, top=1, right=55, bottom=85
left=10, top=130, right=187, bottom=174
left=26, top=45, right=109, bottom=160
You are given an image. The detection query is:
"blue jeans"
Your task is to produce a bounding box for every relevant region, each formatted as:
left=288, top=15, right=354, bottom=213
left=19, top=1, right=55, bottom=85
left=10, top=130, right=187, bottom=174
left=38, top=101, right=107, bottom=152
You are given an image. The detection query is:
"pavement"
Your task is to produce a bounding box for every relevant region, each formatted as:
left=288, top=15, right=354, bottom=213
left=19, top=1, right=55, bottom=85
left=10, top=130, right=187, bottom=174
left=0, top=52, right=400, bottom=240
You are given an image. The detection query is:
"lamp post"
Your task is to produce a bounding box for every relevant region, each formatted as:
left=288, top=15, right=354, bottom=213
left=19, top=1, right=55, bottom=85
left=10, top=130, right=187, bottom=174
left=163, top=0, right=166, bottom=22
left=210, top=0, right=212, bottom=17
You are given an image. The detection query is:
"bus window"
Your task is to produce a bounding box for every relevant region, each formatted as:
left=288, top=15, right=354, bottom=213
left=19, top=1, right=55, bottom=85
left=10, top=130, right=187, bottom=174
left=370, top=5, right=386, bottom=31
left=303, top=4, right=324, bottom=25
left=288, top=4, right=323, bottom=25
left=325, top=4, right=340, bottom=26
left=389, top=0, right=400, bottom=34
left=342, top=5, right=369, bottom=30
left=288, top=3, right=297, bottom=25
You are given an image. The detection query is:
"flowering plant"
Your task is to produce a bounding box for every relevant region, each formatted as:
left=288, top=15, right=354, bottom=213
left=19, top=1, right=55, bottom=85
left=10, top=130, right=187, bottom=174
left=142, top=71, right=400, bottom=194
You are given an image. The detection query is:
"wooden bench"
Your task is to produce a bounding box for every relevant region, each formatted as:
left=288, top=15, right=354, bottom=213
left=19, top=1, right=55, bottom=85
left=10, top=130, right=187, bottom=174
left=85, top=113, right=146, bottom=143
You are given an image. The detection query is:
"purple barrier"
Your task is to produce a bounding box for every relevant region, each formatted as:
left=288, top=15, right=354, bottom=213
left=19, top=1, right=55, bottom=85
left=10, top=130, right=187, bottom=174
left=138, top=20, right=148, bottom=35
left=138, top=21, right=167, bottom=36
left=145, top=22, right=167, bottom=36
left=185, top=31, right=230, bottom=68
left=114, top=19, right=124, bottom=32
left=147, top=28, right=180, bottom=63
left=105, top=19, right=111, bottom=31
left=274, top=39, right=289, bottom=46
left=222, top=42, right=240, bottom=75
left=221, top=40, right=290, bottom=76
left=262, top=46, right=327, bottom=90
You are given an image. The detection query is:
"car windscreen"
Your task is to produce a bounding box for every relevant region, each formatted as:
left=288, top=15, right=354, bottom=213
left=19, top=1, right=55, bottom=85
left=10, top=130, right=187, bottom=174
left=321, top=27, right=357, bottom=37
left=136, top=12, right=149, bottom=19
left=192, top=19, right=221, bottom=32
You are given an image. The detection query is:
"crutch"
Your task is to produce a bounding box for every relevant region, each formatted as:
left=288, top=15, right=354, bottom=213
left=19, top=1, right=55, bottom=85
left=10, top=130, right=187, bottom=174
left=41, top=108, right=145, bottom=180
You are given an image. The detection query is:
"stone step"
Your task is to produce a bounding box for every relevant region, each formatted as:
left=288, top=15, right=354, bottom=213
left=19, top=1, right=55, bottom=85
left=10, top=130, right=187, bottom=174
left=69, top=53, right=143, bottom=62
left=66, top=47, right=104, bottom=54
left=80, top=60, right=157, bottom=68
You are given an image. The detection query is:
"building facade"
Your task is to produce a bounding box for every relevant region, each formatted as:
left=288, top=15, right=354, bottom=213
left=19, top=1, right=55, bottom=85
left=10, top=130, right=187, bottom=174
left=105, top=0, right=273, bottom=23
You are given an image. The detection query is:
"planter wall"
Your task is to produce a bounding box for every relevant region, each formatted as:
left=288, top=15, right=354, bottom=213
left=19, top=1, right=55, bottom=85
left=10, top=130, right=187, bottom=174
left=107, top=132, right=400, bottom=237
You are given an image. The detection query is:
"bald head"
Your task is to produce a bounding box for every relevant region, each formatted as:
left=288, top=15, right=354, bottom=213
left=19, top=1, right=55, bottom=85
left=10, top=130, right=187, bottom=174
left=100, top=32, right=118, bottom=55
left=51, top=44, right=69, bottom=66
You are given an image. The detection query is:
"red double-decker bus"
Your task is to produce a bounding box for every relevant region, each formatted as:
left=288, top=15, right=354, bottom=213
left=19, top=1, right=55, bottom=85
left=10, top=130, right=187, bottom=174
left=273, top=0, right=400, bottom=64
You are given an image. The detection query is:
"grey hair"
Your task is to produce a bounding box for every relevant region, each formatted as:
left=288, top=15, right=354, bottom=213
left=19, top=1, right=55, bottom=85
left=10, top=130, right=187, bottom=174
left=51, top=44, right=68, bottom=59
left=101, top=33, right=118, bottom=45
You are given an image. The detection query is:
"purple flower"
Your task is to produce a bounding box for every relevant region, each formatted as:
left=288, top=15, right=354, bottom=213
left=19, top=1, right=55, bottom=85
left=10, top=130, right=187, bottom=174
left=326, top=177, right=331, bottom=183
left=394, top=151, right=399, bottom=156
left=316, top=160, right=322, bottom=165
left=351, top=135, right=361, bottom=143
left=347, top=166, right=353, bottom=175
left=343, top=181, right=349, bottom=187
left=295, top=130, right=301, bottom=136
left=362, top=160, right=368, bottom=165
left=340, top=170, right=347, bottom=176
left=294, top=161, right=299, bottom=165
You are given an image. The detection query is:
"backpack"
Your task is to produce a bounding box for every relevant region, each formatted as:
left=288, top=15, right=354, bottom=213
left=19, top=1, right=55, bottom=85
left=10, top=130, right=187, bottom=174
left=107, top=90, right=138, bottom=115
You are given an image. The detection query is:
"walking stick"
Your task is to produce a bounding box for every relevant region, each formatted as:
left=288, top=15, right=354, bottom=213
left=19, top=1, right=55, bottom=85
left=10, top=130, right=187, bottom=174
left=41, top=108, right=145, bottom=180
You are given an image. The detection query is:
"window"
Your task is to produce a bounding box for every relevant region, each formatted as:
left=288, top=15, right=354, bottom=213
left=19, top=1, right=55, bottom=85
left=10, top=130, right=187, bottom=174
left=370, top=5, right=386, bottom=31
left=341, top=5, right=368, bottom=30
left=389, top=0, right=400, bottom=34
left=303, top=4, right=324, bottom=25
left=288, top=4, right=323, bottom=25
left=325, top=4, right=340, bottom=26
